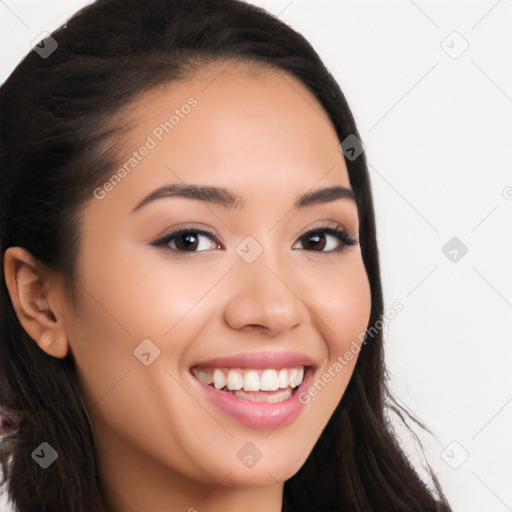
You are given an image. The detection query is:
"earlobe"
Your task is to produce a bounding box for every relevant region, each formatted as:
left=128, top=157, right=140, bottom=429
left=3, top=246, right=69, bottom=359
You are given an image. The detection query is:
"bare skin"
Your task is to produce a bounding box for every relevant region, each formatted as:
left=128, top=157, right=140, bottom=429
left=4, top=61, right=371, bottom=512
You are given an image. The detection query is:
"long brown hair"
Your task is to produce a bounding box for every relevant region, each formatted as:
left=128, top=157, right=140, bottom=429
left=0, top=1, right=451, bottom=510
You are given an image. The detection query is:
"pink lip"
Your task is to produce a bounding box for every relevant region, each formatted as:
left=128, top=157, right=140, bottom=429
left=189, top=365, right=314, bottom=430
left=192, top=350, right=317, bottom=370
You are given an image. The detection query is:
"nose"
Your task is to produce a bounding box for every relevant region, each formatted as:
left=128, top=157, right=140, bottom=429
left=222, top=251, right=306, bottom=337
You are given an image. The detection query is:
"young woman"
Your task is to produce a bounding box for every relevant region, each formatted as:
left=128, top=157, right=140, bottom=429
left=0, top=0, right=452, bottom=510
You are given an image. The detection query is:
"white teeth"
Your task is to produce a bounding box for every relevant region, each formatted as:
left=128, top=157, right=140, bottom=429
left=234, top=388, right=293, bottom=403
left=295, top=366, right=304, bottom=387
left=195, top=368, right=213, bottom=385
left=194, top=366, right=306, bottom=392
left=226, top=370, right=243, bottom=391
left=260, top=369, right=279, bottom=391
left=278, top=369, right=288, bottom=389
left=288, top=368, right=298, bottom=387
left=243, top=371, right=260, bottom=392
left=213, top=369, right=226, bottom=390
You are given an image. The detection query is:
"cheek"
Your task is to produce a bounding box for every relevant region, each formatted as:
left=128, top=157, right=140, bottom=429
left=65, top=242, right=232, bottom=418
left=70, top=237, right=226, bottom=339
left=311, top=253, right=372, bottom=352
left=298, top=253, right=371, bottom=408
left=110, top=245, right=233, bottom=335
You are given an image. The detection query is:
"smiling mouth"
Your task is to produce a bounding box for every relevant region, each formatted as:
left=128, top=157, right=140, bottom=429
left=191, top=366, right=309, bottom=404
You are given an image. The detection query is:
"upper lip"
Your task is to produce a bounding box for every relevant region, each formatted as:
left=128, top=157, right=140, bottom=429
left=191, top=350, right=318, bottom=370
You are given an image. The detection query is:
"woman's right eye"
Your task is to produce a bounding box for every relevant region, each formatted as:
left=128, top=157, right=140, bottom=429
left=151, top=229, right=222, bottom=254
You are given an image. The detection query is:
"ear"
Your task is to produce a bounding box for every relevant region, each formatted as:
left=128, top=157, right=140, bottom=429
left=3, top=246, right=69, bottom=358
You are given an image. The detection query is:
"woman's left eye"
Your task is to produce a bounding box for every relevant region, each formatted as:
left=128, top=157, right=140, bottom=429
left=292, top=227, right=355, bottom=252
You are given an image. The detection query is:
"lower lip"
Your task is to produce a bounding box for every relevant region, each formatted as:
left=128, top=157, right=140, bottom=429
left=190, top=368, right=313, bottom=430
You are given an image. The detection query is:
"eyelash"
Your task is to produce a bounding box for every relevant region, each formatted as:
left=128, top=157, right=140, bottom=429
left=150, top=223, right=356, bottom=255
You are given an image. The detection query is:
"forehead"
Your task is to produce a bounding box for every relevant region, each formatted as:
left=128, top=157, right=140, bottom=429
left=100, top=60, right=351, bottom=208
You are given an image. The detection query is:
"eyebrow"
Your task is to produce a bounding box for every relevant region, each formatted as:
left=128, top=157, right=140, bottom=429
left=131, top=183, right=356, bottom=213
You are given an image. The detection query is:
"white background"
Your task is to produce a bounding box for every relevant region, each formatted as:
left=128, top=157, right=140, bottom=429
left=1, top=1, right=511, bottom=511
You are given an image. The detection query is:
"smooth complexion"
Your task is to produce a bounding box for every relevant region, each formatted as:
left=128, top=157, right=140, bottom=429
left=4, top=61, right=372, bottom=512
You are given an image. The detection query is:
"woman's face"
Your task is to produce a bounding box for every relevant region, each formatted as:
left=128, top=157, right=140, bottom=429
left=62, top=61, right=371, bottom=495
